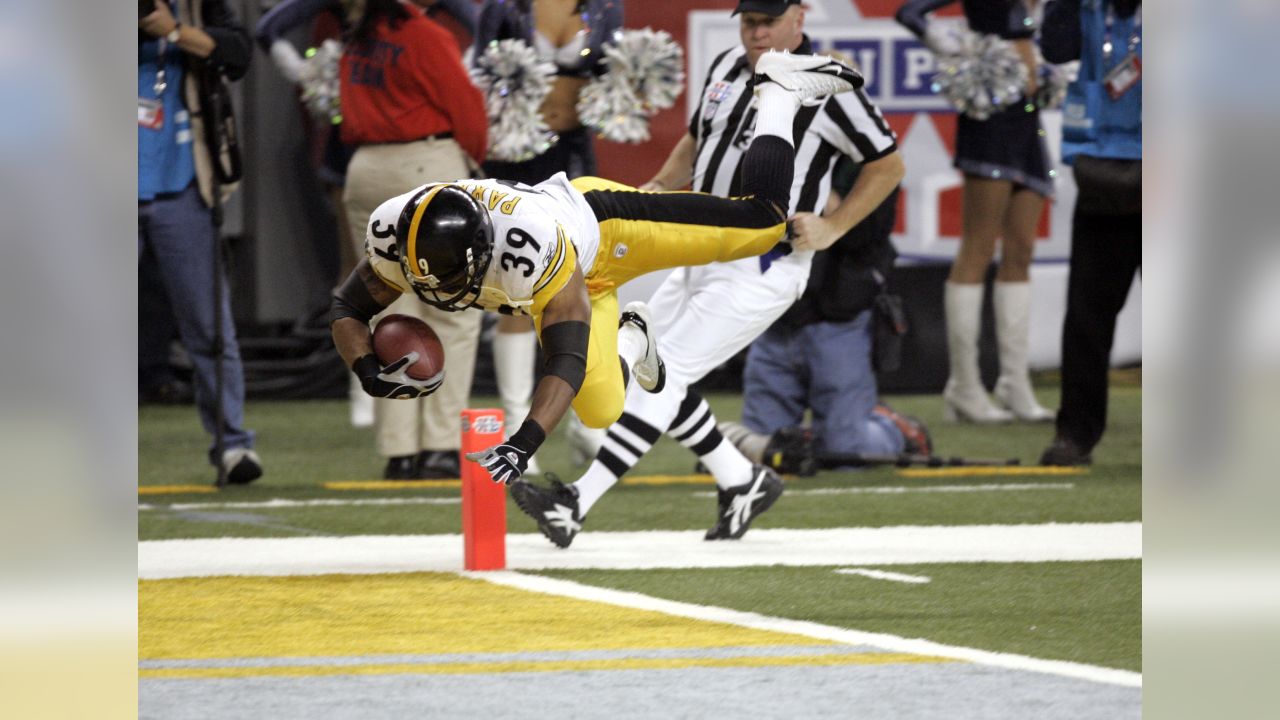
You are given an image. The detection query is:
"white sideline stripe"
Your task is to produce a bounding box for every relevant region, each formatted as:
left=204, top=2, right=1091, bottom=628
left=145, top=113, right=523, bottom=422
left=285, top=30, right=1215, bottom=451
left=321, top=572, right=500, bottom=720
left=834, top=567, right=932, bottom=584
left=138, top=497, right=461, bottom=511
left=470, top=571, right=1142, bottom=688
left=138, top=523, right=1140, bottom=578
left=692, top=483, right=1076, bottom=498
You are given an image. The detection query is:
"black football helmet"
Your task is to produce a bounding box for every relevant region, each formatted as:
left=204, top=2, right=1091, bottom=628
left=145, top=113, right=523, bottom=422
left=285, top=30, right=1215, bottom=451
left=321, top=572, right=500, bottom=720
left=395, top=184, right=494, bottom=311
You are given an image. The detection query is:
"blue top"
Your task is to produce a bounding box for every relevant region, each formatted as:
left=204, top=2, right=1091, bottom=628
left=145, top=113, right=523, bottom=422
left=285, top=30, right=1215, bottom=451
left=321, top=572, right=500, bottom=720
left=1044, top=0, right=1142, bottom=162
left=138, top=39, right=195, bottom=201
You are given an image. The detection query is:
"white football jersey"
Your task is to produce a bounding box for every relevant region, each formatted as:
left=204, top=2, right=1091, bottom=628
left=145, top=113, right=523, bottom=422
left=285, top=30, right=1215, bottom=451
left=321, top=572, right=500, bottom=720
left=365, top=173, right=601, bottom=316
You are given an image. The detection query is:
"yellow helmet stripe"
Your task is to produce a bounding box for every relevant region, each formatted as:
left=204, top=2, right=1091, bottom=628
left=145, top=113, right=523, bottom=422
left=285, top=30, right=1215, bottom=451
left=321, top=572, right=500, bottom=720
left=406, top=184, right=449, bottom=279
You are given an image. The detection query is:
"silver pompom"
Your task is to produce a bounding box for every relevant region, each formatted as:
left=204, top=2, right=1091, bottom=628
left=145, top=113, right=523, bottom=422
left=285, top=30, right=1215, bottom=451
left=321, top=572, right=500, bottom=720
left=929, top=29, right=1028, bottom=120
left=578, top=28, right=685, bottom=144
left=300, top=39, right=344, bottom=125
left=471, top=39, right=558, bottom=162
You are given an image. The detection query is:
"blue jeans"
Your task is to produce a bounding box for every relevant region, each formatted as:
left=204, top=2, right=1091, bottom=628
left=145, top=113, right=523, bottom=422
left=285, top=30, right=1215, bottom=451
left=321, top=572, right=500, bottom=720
left=743, top=310, right=902, bottom=457
left=138, top=184, right=254, bottom=463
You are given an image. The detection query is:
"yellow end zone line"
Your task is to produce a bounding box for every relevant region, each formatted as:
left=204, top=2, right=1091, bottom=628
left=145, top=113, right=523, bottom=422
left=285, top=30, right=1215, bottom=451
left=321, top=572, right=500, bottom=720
left=138, top=485, right=218, bottom=495
left=139, top=476, right=714, bottom=495
left=896, top=467, right=1089, bottom=478
left=324, top=480, right=461, bottom=490
left=140, top=470, right=1084, bottom=495
left=140, top=652, right=952, bottom=680
left=622, top=474, right=715, bottom=486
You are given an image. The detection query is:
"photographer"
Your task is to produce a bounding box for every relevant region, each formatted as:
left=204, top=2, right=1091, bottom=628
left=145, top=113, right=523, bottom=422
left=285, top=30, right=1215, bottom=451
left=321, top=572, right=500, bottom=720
left=138, top=0, right=261, bottom=483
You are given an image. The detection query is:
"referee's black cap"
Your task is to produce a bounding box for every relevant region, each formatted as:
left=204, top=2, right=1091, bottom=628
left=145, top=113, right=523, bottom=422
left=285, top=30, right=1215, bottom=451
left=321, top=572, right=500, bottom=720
left=732, top=0, right=802, bottom=17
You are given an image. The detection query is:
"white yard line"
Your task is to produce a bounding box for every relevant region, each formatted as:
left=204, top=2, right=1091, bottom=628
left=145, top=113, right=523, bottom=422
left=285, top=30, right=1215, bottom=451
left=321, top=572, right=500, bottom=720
left=138, top=522, right=1140, bottom=578
left=470, top=571, right=1141, bottom=688
left=834, top=567, right=932, bottom=584
left=692, top=483, right=1075, bottom=498
left=138, top=497, right=460, bottom=511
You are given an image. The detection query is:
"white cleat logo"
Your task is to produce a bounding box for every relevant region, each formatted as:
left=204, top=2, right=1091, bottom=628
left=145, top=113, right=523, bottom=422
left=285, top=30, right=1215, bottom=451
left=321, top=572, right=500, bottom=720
left=725, top=475, right=768, bottom=536
left=543, top=504, right=582, bottom=533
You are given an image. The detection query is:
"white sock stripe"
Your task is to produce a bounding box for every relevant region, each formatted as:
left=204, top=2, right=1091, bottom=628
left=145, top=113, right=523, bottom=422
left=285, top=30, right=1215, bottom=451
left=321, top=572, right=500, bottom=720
left=607, top=424, right=653, bottom=457
left=668, top=401, right=712, bottom=439
left=677, top=416, right=716, bottom=450
left=599, top=437, right=642, bottom=467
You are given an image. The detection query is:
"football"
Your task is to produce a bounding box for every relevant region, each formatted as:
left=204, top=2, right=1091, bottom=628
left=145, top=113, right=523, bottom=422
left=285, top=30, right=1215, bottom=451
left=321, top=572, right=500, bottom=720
left=372, top=314, right=445, bottom=381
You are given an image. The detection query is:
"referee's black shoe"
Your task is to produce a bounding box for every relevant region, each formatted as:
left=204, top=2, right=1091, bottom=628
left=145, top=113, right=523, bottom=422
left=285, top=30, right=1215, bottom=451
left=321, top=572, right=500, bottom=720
left=753, top=50, right=864, bottom=100
left=510, top=475, right=583, bottom=548
left=705, top=464, right=784, bottom=540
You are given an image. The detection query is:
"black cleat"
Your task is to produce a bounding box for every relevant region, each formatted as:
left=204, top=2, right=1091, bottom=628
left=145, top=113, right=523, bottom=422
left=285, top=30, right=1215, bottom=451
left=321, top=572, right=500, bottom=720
left=510, top=476, right=583, bottom=548
left=705, top=464, right=784, bottom=540
left=1039, top=436, right=1093, bottom=467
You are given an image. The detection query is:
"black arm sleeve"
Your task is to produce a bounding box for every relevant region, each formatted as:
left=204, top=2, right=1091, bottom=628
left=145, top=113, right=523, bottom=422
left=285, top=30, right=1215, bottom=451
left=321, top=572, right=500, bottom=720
left=201, top=0, right=253, bottom=80
left=330, top=270, right=390, bottom=326
left=539, top=320, right=590, bottom=393
left=1041, top=0, right=1083, bottom=64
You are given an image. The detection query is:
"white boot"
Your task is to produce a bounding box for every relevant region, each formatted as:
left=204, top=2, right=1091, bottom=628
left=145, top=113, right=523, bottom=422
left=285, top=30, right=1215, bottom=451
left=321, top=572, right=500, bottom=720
left=943, top=282, right=1014, bottom=423
left=992, top=281, right=1055, bottom=422
left=566, top=410, right=605, bottom=466
left=493, top=329, right=541, bottom=474
left=350, top=372, right=373, bottom=428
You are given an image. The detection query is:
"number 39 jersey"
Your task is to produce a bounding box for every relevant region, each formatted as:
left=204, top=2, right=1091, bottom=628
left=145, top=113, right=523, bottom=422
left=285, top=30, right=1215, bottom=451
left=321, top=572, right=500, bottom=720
left=365, top=172, right=602, bottom=316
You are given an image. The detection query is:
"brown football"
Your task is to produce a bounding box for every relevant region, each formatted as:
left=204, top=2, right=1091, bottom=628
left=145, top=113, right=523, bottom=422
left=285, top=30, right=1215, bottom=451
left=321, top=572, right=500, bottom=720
left=372, top=314, right=445, bottom=381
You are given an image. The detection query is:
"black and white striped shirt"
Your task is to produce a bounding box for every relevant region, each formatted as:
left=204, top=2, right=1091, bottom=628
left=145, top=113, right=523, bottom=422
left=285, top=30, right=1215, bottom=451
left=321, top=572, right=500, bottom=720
left=689, top=37, right=897, bottom=216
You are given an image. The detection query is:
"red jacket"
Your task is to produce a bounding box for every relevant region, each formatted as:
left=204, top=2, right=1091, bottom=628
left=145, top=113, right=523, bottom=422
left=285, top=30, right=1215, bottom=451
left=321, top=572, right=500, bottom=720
left=339, top=5, right=487, bottom=163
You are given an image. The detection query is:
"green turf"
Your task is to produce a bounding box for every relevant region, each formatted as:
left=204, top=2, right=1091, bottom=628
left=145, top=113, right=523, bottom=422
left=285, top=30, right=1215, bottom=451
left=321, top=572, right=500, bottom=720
left=537, top=560, right=1142, bottom=672
left=137, top=384, right=1141, bottom=488
left=139, top=384, right=1140, bottom=539
left=139, top=380, right=1141, bottom=673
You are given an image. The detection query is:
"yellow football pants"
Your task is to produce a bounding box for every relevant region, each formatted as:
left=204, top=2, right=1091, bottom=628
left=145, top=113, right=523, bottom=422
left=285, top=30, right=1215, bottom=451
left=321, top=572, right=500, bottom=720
left=562, top=176, right=787, bottom=428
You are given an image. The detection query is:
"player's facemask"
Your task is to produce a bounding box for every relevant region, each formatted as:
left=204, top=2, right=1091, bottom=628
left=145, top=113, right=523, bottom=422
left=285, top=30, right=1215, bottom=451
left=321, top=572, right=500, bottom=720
left=396, top=184, right=494, bottom=312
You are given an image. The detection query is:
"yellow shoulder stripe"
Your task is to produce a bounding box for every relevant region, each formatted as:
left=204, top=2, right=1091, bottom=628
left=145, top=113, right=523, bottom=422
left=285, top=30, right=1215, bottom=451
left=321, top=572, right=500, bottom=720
left=533, top=225, right=569, bottom=295
left=530, top=229, right=577, bottom=317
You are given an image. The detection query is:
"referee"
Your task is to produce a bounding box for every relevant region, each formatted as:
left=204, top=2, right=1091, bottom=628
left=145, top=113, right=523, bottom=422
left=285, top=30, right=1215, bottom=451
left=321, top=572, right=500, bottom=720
left=511, top=0, right=904, bottom=547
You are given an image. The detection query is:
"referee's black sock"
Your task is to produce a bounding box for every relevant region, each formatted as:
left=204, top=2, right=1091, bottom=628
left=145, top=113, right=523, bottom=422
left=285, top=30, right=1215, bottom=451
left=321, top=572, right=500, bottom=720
left=741, top=135, right=795, bottom=222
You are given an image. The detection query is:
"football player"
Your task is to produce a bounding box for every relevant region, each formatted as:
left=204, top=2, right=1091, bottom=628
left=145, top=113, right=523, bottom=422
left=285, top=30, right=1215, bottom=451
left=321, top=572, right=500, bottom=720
left=330, top=50, right=863, bottom=485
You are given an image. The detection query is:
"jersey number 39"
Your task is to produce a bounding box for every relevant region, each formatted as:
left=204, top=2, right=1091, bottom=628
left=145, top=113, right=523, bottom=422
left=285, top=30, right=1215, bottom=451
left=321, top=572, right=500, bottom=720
left=499, top=228, right=541, bottom=278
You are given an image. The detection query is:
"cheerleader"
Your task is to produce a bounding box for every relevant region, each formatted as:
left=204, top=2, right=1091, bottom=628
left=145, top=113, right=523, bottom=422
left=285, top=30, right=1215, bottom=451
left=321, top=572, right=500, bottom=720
left=897, top=0, right=1055, bottom=423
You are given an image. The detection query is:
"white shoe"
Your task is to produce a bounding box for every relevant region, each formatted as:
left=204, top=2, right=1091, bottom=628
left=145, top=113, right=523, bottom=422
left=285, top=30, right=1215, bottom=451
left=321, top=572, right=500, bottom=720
left=992, top=281, right=1056, bottom=422
left=753, top=50, right=864, bottom=101
left=943, top=379, right=1014, bottom=424
left=566, top=411, right=604, bottom=466
left=619, top=301, right=666, bottom=393
left=350, top=373, right=374, bottom=428
left=221, top=448, right=263, bottom=485
left=943, top=282, right=1014, bottom=424
left=525, top=454, right=542, bottom=476
left=993, top=376, right=1055, bottom=422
